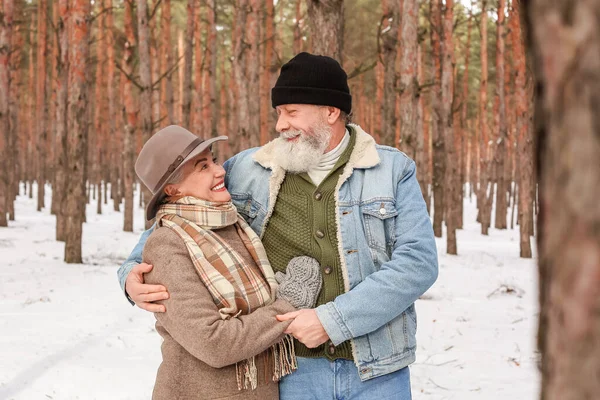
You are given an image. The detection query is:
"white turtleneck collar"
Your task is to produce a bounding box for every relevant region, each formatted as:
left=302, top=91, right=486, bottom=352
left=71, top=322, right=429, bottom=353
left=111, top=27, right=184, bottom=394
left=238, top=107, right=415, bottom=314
left=307, top=129, right=350, bottom=186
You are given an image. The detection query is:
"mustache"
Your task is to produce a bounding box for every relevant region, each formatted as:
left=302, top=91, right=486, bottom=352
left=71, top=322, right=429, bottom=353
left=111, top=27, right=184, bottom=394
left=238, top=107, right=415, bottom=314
left=280, top=130, right=303, bottom=140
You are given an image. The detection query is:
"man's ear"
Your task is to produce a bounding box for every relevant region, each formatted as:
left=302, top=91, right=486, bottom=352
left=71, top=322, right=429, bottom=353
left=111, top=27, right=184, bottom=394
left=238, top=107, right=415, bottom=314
left=164, top=184, right=179, bottom=197
left=325, top=107, right=341, bottom=125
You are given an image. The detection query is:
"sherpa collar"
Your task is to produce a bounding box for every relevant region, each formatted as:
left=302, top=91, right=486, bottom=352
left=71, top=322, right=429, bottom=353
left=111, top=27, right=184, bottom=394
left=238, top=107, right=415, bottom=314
left=252, top=124, right=380, bottom=171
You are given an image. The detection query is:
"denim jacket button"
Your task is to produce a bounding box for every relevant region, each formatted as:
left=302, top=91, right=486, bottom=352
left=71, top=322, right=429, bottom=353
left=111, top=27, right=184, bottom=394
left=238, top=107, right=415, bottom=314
left=379, top=207, right=387, bottom=215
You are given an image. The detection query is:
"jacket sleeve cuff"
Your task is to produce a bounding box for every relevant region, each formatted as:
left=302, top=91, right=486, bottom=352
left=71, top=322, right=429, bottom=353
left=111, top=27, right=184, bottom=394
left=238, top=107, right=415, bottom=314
left=117, top=261, right=136, bottom=306
left=315, top=302, right=353, bottom=346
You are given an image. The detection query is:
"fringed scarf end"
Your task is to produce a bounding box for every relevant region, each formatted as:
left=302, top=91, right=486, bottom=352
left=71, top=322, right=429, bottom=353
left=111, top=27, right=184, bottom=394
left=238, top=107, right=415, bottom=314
left=235, top=334, right=297, bottom=391
left=272, top=334, right=297, bottom=382
left=236, top=356, right=258, bottom=391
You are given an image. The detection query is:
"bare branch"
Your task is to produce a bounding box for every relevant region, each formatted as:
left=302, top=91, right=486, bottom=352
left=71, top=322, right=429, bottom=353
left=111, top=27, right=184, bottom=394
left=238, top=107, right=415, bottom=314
left=149, top=0, right=162, bottom=21
left=90, top=6, right=120, bottom=23
left=416, top=80, right=437, bottom=95
left=347, top=59, right=378, bottom=80
left=152, top=114, right=168, bottom=130
left=151, top=54, right=184, bottom=89
left=115, top=62, right=144, bottom=91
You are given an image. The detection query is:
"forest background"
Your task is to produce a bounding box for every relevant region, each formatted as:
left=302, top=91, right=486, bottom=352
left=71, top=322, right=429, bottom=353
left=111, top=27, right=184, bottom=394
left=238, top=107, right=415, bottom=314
left=0, top=0, right=535, bottom=262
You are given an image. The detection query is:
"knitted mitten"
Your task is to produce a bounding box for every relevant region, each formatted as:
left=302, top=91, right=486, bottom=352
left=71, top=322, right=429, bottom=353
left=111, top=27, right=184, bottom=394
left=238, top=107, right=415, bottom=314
left=275, top=256, right=323, bottom=309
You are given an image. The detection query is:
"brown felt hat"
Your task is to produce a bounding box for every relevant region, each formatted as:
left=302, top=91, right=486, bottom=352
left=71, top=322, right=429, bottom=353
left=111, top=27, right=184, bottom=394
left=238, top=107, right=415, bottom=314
left=135, top=125, right=227, bottom=221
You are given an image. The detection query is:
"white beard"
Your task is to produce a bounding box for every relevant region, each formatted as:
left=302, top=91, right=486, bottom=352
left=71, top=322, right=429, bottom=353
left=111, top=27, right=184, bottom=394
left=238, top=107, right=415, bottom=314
left=272, top=123, right=332, bottom=173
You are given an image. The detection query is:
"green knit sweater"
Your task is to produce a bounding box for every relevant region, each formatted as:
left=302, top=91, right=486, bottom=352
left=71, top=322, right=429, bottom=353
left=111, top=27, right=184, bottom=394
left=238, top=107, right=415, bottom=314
left=262, top=131, right=356, bottom=361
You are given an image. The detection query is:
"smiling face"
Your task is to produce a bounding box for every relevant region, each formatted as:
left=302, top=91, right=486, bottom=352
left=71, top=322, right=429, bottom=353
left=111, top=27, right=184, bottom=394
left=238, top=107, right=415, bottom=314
left=272, top=104, right=334, bottom=173
left=163, top=148, right=231, bottom=203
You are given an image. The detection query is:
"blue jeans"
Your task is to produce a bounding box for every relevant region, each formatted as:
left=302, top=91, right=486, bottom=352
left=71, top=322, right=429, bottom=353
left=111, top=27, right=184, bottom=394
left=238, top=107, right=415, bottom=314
left=279, top=357, right=412, bottom=400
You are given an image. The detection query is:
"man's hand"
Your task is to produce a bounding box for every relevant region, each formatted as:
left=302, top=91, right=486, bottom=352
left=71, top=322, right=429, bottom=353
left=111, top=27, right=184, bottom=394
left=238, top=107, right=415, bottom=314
left=276, top=309, right=329, bottom=348
left=125, top=263, right=169, bottom=312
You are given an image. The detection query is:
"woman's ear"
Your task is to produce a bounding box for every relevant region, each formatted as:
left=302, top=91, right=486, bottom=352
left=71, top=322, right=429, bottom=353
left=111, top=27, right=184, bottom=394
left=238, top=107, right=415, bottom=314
left=164, top=184, right=180, bottom=197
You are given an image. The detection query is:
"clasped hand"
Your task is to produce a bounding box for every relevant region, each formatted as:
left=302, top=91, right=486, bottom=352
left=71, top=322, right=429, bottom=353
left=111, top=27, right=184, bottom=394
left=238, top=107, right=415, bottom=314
left=276, top=309, right=330, bottom=348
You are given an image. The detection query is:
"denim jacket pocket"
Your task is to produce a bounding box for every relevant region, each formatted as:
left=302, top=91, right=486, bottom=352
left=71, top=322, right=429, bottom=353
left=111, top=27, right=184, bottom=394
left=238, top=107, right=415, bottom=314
left=231, top=194, right=260, bottom=225
left=361, top=200, right=398, bottom=258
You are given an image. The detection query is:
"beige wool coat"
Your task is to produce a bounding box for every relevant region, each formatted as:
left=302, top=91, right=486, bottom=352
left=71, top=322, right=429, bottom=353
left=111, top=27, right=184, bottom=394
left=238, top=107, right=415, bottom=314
left=143, top=225, right=296, bottom=400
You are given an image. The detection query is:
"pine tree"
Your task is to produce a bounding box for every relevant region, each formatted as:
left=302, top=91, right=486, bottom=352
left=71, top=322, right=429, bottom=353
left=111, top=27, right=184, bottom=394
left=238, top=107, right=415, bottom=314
left=122, top=0, right=138, bottom=233
left=0, top=0, right=14, bottom=227
left=441, top=0, right=457, bottom=254
left=398, top=0, right=419, bottom=160
left=306, top=0, right=344, bottom=63
left=380, top=0, right=399, bottom=147
left=525, top=0, right=600, bottom=397
left=64, top=0, right=91, bottom=263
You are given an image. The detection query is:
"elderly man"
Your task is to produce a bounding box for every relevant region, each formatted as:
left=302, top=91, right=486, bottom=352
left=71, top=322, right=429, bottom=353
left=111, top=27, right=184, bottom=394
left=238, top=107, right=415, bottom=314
left=118, top=52, right=438, bottom=399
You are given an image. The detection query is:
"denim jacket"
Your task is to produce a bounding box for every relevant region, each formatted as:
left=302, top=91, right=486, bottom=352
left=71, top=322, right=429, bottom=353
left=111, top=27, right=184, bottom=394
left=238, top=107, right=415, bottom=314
left=117, top=124, right=438, bottom=381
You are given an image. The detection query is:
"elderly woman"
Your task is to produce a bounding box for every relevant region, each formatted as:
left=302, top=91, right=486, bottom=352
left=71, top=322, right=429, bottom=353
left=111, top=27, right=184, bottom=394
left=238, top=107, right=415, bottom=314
left=134, top=125, right=322, bottom=400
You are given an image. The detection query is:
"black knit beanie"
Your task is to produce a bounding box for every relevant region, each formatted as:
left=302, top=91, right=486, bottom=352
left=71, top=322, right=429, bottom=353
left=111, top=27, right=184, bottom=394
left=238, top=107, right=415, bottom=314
left=271, top=52, right=352, bottom=114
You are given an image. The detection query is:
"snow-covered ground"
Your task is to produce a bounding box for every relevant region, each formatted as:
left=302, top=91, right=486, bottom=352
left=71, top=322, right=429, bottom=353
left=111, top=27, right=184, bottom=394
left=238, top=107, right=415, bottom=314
left=0, top=184, right=539, bottom=400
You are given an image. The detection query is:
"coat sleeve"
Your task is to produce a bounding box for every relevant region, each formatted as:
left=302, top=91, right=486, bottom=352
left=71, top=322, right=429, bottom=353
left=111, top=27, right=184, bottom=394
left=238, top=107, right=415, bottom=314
left=117, top=224, right=155, bottom=304
left=315, top=159, right=439, bottom=345
left=143, top=227, right=296, bottom=368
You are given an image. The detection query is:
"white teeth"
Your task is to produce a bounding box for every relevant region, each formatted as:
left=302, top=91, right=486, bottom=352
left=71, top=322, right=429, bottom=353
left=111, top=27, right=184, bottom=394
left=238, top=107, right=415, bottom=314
left=211, top=183, right=224, bottom=191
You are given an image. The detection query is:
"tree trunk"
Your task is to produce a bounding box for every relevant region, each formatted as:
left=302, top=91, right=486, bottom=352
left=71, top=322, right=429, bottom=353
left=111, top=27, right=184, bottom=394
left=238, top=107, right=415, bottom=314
left=511, top=182, right=518, bottom=229
left=375, top=54, right=383, bottom=142
left=0, top=0, right=14, bottom=227
left=293, top=0, right=303, bottom=54
left=36, top=0, right=48, bottom=211
left=524, top=1, right=600, bottom=398
left=192, top=1, right=203, bottom=136
left=511, top=0, right=532, bottom=258
left=260, top=0, right=274, bottom=146
left=441, top=0, right=456, bottom=254
left=203, top=0, right=217, bottom=138
left=55, top=0, right=69, bottom=241
left=7, top=0, right=21, bottom=222
left=380, top=0, right=399, bottom=147
left=479, top=0, right=490, bottom=235
left=416, top=43, right=429, bottom=211
left=430, top=0, right=444, bottom=238
left=504, top=26, right=515, bottom=223
left=105, top=0, right=119, bottom=212
left=48, top=0, right=58, bottom=217
left=494, top=0, right=508, bottom=229
left=122, top=0, right=138, bottom=233
left=459, top=6, right=473, bottom=230
left=233, top=1, right=253, bottom=150
left=227, top=11, right=239, bottom=154
left=398, top=0, right=419, bottom=159
left=176, top=31, right=184, bottom=124
left=64, top=0, right=90, bottom=263
left=247, top=0, right=260, bottom=148
left=137, top=0, right=153, bottom=228
left=159, top=0, right=174, bottom=127
left=150, top=0, right=160, bottom=133
left=421, top=40, right=432, bottom=214
left=218, top=51, right=229, bottom=160
left=96, top=183, right=102, bottom=214
left=93, top=2, right=105, bottom=216
left=27, top=19, right=34, bottom=199
left=306, top=0, right=344, bottom=63
left=181, top=0, right=195, bottom=129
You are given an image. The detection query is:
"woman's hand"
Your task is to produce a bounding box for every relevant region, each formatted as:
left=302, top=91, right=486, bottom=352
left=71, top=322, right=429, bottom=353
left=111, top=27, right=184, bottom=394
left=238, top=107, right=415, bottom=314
left=125, top=263, right=169, bottom=312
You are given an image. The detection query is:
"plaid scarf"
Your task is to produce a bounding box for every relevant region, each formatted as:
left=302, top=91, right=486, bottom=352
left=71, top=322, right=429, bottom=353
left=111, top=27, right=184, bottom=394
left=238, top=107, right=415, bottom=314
left=155, top=196, right=296, bottom=389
